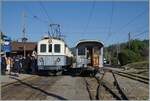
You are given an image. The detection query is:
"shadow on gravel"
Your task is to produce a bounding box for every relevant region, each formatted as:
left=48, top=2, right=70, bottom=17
left=31, top=68, right=97, bottom=77
left=9, top=77, right=68, bottom=100
left=63, top=68, right=97, bottom=77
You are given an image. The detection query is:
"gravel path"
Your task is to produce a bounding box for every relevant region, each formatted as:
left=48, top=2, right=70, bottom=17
left=1, top=76, right=62, bottom=100
left=46, top=76, right=90, bottom=100
left=1, top=75, right=90, bottom=100
left=103, top=72, right=149, bottom=100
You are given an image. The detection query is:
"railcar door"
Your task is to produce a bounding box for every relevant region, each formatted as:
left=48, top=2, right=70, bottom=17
left=87, top=47, right=92, bottom=66
left=92, top=47, right=99, bottom=67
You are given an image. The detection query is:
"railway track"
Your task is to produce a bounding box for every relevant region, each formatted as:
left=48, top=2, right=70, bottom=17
left=95, top=71, right=128, bottom=100
left=83, top=77, right=93, bottom=100
left=95, top=68, right=149, bottom=100
left=113, top=71, right=149, bottom=84
left=83, top=70, right=128, bottom=100
left=83, top=76, right=101, bottom=100
left=103, top=68, right=149, bottom=84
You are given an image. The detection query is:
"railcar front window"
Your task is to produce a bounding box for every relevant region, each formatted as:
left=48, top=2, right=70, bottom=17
left=40, top=44, right=46, bottom=52
left=49, top=44, right=52, bottom=52
left=54, top=44, right=61, bottom=53
left=78, top=48, right=85, bottom=55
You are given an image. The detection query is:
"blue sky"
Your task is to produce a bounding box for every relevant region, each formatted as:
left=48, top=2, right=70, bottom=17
left=2, top=1, right=149, bottom=47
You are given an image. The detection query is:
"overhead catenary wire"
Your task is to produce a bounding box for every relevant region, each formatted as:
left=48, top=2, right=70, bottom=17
left=131, top=24, right=148, bottom=34
left=132, top=30, right=148, bottom=38
left=116, top=9, right=147, bottom=34
left=39, top=2, right=65, bottom=38
left=23, top=5, right=49, bottom=25
left=39, top=1, right=54, bottom=24
left=108, top=1, right=114, bottom=36
left=107, top=9, right=147, bottom=45
left=25, top=3, right=57, bottom=37
left=22, top=5, right=53, bottom=41
left=26, top=15, right=49, bottom=25
left=104, top=1, right=114, bottom=42
left=82, top=1, right=95, bottom=35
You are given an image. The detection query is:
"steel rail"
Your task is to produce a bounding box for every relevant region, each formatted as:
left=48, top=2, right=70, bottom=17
left=113, top=71, right=149, bottom=84
left=112, top=72, right=128, bottom=100
left=114, top=71, right=149, bottom=80
left=96, top=70, right=129, bottom=100
left=83, top=77, right=93, bottom=100
left=103, top=68, right=149, bottom=84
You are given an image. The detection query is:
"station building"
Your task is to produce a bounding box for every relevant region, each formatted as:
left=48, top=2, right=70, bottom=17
left=10, top=41, right=37, bottom=56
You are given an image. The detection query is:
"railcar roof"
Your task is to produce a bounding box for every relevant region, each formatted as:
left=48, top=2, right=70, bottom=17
left=76, top=39, right=104, bottom=47
left=39, top=37, right=71, bottom=49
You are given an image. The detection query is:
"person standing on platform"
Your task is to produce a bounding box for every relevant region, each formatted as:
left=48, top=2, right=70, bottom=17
left=1, top=54, right=6, bottom=75
left=31, top=51, right=37, bottom=74
left=22, top=56, right=26, bottom=73
left=6, top=57, right=11, bottom=75
left=31, top=56, right=35, bottom=74
left=26, top=54, right=31, bottom=74
left=19, top=55, right=23, bottom=73
left=14, top=55, right=20, bottom=76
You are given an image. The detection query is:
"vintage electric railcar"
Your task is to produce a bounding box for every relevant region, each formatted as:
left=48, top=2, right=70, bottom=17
left=75, top=40, right=104, bottom=75
left=37, top=36, right=73, bottom=75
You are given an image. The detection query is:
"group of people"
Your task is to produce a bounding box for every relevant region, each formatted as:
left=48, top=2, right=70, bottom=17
left=1, top=53, right=37, bottom=76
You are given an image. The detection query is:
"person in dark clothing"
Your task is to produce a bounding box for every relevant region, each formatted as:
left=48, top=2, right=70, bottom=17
left=26, top=54, right=31, bottom=74
left=21, top=57, right=26, bottom=73
left=14, top=55, right=20, bottom=75
left=31, top=51, right=38, bottom=74
left=19, top=55, right=23, bottom=73
left=12, top=56, right=15, bottom=73
left=31, top=56, right=36, bottom=74
left=35, top=58, right=37, bottom=74
left=1, top=54, right=6, bottom=75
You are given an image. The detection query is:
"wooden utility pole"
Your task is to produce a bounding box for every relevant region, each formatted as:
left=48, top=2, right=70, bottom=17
left=22, top=11, right=27, bottom=57
left=116, top=42, right=120, bottom=65
left=128, top=32, right=131, bottom=49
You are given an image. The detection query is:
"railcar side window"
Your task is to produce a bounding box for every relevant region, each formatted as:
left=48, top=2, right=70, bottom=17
left=54, top=44, right=61, bottom=53
left=49, top=44, right=52, bottom=52
left=78, top=48, right=85, bottom=55
left=40, top=44, right=46, bottom=52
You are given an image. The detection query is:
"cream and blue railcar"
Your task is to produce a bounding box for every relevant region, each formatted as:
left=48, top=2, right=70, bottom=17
left=75, top=40, right=104, bottom=75
left=37, top=36, right=73, bottom=74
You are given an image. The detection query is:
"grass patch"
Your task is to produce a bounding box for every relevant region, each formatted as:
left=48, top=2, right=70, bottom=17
left=122, top=61, right=149, bottom=78
left=125, top=61, right=149, bottom=69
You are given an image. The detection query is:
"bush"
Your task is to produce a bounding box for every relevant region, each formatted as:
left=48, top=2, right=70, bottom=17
left=111, top=57, right=118, bottom=65
left=118, top=49, right=141, bottom=66
left=118, top=51, right=128, bottom=66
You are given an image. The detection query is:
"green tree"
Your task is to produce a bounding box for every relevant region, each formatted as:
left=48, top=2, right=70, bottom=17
left=104, top=39, right=149, bottom=66
left=118, top=49, right=141, bottom=66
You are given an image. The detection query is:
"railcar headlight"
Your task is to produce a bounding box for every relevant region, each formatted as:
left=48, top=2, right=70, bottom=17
left=56, top=57, right=61, bottom=62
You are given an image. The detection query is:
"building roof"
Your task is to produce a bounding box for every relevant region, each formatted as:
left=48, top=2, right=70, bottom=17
left=11, top=42, right=37, bottom=51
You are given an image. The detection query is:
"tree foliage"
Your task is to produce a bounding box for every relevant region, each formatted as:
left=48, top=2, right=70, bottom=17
left=104, top=39, right=149, bottom=66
